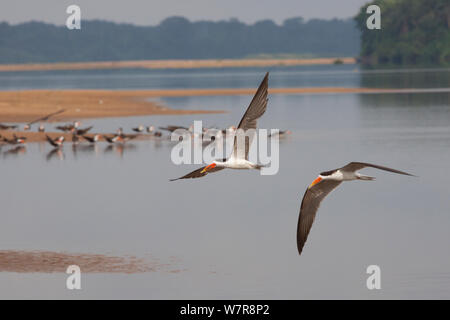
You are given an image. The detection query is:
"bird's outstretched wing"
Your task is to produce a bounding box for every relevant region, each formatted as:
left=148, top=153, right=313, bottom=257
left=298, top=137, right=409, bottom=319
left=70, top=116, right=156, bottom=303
left=28, top=109, right=65, bottom=125
left=231, top=72, right=269, bottom=160
left=76, top=126, right=93, bottom=135
left=82, top=135, right=95, bottom=143
left=45, top=135, right=58, bottom=147
left=170, top=166, right=224, bottom=181
left=159, top=125, right=188, bottom=132
left=103, top=135, right=114, bottom=143
left=297, top=179, right=342, bottom=255
left=340, top=162, right=415, bottom=176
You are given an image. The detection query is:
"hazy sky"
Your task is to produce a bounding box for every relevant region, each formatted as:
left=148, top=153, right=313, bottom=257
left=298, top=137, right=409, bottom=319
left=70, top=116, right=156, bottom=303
left=1, top=0, right=369, bottom=25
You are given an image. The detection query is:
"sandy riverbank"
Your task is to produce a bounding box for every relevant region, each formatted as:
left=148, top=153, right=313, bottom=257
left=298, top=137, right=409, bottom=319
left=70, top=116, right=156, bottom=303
left=0, top=89, right=224, bottom=123
left=0, top=87, right=432, bottom=123
left=0, top=57, right=356, bottom=72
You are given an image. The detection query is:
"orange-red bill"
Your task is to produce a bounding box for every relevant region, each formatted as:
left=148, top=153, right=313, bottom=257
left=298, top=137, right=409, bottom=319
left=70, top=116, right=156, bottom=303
left=309, top=176, right=322, bottom=188
left=201, top=163, right=216, bottom=173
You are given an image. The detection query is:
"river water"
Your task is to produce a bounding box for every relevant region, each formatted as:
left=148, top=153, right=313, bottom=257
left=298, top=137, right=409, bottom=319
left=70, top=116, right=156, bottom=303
left=0, top=65, right=449, bottom=298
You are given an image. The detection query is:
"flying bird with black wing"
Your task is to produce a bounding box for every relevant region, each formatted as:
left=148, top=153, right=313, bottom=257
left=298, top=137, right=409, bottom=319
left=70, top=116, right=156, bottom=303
left=170, top=72, right=269, bottom=181
left=296, top=162, right=415, bottom=255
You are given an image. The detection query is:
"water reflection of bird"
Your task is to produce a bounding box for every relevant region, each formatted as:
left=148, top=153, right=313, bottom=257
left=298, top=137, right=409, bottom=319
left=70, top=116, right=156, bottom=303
left=296, top=162, right=415, bottom=256
left=46, top=148, right=64, bottom=161
left=73, top=144, right=98, bottom=154
left=104, top=143, right=136, bottom=157
left=46, top=135, right=65, bottom=148
left=72, top=134, right=80, bottom=145
left=170, top=72, right=269, bottom=181
left=3, top=146, right=26, bottom=157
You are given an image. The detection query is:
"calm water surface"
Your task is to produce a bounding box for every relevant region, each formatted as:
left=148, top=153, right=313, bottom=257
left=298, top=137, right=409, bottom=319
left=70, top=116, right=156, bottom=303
left=0, top=65, right=449, bottom=298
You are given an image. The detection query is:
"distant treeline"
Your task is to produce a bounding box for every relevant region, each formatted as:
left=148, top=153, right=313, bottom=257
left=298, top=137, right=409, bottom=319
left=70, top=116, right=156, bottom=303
left=0, top=17, right=359, bottom=64
left=355, top=0, right=450, bottom=66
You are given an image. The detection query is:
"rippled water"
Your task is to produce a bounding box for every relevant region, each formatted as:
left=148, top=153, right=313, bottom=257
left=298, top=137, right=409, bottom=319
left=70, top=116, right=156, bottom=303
left=0, top=65, right=449, bottom=299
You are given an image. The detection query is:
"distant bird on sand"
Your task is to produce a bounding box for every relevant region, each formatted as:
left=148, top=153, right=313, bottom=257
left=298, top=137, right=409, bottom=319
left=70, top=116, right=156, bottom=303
left=170, top=72, right=269, bottom=181
left=2, top=134, right=26, bottom=145
left=296, top=162, right=415, bottom=256
left=147, top=125, right=162, bottom=137
left=46, top=135, right=65, bottom=148
left=159, top=125, right=189, bottom=133
left=0, top=123, right=18, bottom=130
left=74, top=126, right=93, bottom=135
left=83, top=134, right=101, bottom=143
left=132, top=125, right=145, bottom=133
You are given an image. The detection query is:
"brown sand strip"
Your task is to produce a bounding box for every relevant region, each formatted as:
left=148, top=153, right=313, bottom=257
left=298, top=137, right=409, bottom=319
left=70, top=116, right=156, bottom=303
left=0, top=250, right=179, bottom=274
left=0, top=90, right=223, bottom=123
left=0, top=57, right=356, bottom=72
left=1, top=87, right=441, bottom=123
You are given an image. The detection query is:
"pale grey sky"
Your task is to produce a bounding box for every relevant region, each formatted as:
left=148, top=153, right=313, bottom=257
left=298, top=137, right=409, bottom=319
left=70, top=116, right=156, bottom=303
left=1, top=0, right=369, bottom=25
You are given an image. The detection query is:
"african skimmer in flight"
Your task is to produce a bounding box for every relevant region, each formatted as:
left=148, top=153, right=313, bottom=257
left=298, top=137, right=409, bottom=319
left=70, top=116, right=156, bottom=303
left=170, top=72, right=269, bottom=181
left=296, top=162, right=415, bottom=255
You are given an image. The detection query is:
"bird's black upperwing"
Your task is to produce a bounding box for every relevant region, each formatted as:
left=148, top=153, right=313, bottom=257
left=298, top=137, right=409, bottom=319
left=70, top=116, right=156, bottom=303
left=340, top=162, right=415, bottom=176
left=82, top=135, right=94, bottom=143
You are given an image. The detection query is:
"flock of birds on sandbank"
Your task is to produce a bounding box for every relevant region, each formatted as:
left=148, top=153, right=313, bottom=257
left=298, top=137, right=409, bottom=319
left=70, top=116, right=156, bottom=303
left=0, top=111, right=292, bottom=162
left=0, top=121, right=292, bottom=148
left=0, top=109, right=293, bottom=153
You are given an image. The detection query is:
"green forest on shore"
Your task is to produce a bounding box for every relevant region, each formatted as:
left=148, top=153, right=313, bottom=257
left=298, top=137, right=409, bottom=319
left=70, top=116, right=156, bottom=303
left=355, top=0, right=450, bottom=66
left=0, top=17, right=358, bottom=64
